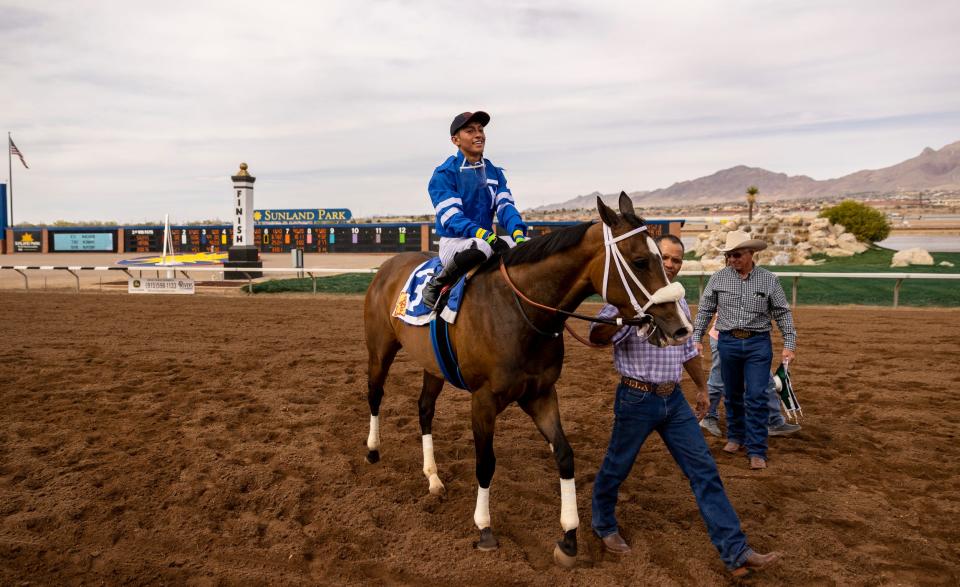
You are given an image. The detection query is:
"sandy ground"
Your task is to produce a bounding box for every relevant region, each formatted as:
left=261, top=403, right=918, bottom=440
left=1, top=292, right=959, bottom=586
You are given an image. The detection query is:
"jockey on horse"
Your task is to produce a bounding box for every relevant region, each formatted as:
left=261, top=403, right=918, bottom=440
left=420, top=110, right=528, bottom=309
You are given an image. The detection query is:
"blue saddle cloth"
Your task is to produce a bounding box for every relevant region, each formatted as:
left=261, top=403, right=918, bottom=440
left=391, top=257, right=471, bottom=391
left=392, top=257, right=467, bottom=326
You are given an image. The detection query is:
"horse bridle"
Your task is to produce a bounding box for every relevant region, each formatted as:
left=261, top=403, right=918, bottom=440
left=498, top=221, right=684, bottom=346
left=600, top=223, right=686, bottom=318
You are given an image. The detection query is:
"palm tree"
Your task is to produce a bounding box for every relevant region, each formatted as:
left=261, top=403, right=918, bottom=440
left=746, top=185, right=759, bottom=222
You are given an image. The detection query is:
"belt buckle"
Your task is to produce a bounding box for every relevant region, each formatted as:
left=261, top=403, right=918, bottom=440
left=654, top=382, right=675, bottom=397
left=732, top=329, right=751, bottom=339
left=623, top=377, right=674, bottom=397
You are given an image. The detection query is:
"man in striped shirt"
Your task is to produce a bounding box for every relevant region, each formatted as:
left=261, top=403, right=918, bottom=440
left=692, top=230, right=797, bottom=470
left=590, top=234, right=782, bottom=578
left=421, top=111, right=528, bottom=309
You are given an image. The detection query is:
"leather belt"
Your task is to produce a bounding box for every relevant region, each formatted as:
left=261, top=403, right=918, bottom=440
left=728, top=329, right=758, bottom=339
left=620, top=376, right=676, bottom=397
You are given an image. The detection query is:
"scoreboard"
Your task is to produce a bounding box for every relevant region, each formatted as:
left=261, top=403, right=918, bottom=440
left=253, top=224, right=422, bottom=253
left=125, top=228, right=163, bottom=253
left=49, top=230, right=116, bottom=252
left=124, top=227, right=233, bottom=253
left=172, top=227, right=231, bottom=253
left=103, top=220, right=682, bottom=255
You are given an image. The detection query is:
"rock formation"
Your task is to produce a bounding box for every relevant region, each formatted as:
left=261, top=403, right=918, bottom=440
left=890, top=248, right=935, bottom=267
left=692, top=214, right=869, bottom=270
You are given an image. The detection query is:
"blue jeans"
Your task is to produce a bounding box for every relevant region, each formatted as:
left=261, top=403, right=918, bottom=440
left=717, top=332, right=774, bottom=460
left=707, top=336, right=784, bottom=427
left=591, top=383, right=753, bottom=570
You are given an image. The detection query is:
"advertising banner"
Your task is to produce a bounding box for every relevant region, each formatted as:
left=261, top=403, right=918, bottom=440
left=13, top=229, right=42, bottom=252
left=128, top=278, right=196, bottom=295
left=253, top=209, right=352, bottom=224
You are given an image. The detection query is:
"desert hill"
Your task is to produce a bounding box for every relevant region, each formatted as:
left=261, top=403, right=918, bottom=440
left=534, top=140, right=960, bottom=211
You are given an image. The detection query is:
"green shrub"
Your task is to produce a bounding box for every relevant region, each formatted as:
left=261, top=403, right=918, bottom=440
left=819, top=200, right=891, bottom=242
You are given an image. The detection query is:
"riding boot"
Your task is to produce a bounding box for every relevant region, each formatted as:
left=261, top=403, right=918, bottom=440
left=421, top=247, right=487, bottom=310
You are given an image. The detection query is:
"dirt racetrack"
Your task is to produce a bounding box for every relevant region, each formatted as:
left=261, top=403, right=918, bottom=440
left=1, top=292, right=958, bottom=586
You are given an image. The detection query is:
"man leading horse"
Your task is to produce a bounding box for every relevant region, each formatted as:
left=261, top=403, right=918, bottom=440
left=589, top=234, right=782, bottom=579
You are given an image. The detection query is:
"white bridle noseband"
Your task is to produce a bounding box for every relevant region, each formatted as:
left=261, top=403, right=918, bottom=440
left=601, top=223, right=686, bottom=321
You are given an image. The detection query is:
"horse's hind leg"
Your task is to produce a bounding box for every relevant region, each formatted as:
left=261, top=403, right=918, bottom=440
left=418, top=371, right=445, bottom=495
left=518, top=386, right=579, bottom=567
left=365, top=335, right=400, bottom=465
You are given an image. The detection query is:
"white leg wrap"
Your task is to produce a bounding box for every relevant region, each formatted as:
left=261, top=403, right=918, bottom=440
left=560, top=478, right=579, bottom=532
left=366, top=415, right=380, bottom=451
left=422, top=434, right=437, bottom=475
left=422, top=434, right=444, bottom=494
left=474, top=486, right=491, bottom=530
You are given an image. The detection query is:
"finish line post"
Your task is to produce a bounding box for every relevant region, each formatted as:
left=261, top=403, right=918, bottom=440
left=225, top=162, right=263, bottom=279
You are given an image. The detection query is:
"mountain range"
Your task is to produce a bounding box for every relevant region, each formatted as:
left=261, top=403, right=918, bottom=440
left=534, top=140, right=960, bottom=211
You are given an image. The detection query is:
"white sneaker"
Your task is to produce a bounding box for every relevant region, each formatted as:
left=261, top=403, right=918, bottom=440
left=699, top=416, right=722, bottom=437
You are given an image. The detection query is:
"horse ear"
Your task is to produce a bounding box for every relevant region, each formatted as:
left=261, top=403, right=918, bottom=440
left=597, top=196, right=619, bottom=227
left=618, top=191, right=637, bottom=217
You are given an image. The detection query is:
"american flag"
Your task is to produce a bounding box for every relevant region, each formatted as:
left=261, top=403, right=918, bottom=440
left=9, top=136, right=29, bottom=169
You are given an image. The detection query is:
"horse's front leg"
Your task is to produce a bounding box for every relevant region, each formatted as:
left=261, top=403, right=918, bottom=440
left=418, top=371, right=446, bottom=495
left=519, top=386, right=579, bottom=568
left=471, top=391, right=499, bottom=551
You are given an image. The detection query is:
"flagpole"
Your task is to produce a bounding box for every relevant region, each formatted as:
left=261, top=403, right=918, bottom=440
left=7, top=132, right=12, bottom=227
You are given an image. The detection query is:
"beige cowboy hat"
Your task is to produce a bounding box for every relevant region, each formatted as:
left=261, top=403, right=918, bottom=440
left=719, top=230, right=768, bottom=253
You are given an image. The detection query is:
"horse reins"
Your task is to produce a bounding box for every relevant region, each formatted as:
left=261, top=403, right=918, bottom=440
left=498, top=222, right=683, bottom=348
left=498, top=260, right=653, bottom=348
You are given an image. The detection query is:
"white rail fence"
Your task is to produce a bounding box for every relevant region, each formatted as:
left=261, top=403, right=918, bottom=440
left=681, top=271, right=960, bottom=308
left=1, top=265, right=958, bottom=307
left=0, top=265, right=377, bottom=295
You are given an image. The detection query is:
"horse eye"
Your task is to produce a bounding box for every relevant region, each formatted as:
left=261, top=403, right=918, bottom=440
left=632, top=258, right=649, bottom=269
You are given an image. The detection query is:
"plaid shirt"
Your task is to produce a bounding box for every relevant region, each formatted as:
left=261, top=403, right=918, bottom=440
left=693, top=265, right=797, bottom=350
left=593, top=299, right=699, bottom=383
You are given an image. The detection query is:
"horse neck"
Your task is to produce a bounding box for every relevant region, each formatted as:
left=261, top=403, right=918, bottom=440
left=505, top=224, right=603, bottom=314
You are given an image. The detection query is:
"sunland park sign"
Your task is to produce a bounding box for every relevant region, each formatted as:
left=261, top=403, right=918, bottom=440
left=253, top=209, right=352, bottom=224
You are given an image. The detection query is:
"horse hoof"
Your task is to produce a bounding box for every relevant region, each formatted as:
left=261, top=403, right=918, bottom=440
left=553, top=543, right=577, bottom=568
left=428, top=482, right=445, bottom=496
left=365, top=450, right=380, bottom=464
left=476, top=527, right=499, bottom=551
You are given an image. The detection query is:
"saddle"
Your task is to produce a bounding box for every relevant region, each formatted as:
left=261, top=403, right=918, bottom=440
left=392, top=258, right=477, bottom=391
left=392, top=257, right=468, bottom=325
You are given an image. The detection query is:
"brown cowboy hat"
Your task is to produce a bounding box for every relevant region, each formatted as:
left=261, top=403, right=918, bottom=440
left=719, top=230, right=768, bottom=252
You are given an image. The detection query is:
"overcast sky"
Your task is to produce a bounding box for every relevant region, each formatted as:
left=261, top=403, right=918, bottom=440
left=2, top=0, right=958, bottom=223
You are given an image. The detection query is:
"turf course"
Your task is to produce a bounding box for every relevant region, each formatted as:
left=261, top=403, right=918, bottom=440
left=249, top=247, right=960, bottom=307
left=676, top=246, right=960, bottom=307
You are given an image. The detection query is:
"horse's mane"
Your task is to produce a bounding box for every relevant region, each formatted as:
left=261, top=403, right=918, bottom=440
left=491, top=221, right=594, bottom=268
left=476, top=213, right=646, bottom=271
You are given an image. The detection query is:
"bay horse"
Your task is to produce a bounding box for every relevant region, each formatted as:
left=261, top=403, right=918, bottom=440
left=362, top=194, right=692, bottom=566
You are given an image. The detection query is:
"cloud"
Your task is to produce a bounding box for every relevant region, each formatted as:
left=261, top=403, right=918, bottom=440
left=0, top=4, right=45, bottom=32
left=1, top=0, right=958, bottom=223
